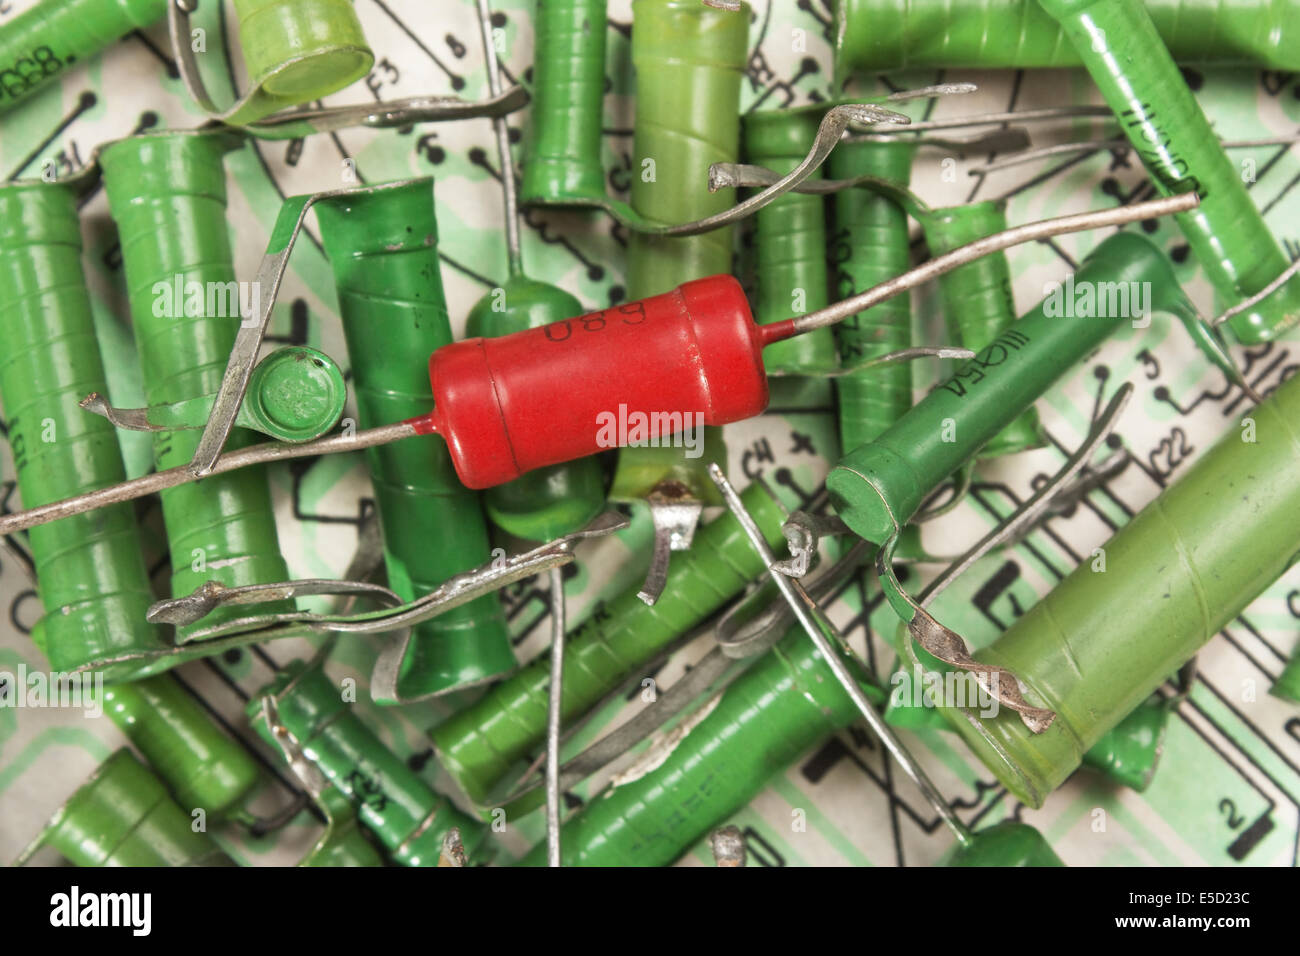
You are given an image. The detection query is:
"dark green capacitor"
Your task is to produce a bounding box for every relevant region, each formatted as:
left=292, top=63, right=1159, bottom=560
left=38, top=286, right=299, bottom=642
left=520, top=0, right=609, bottom=205
left=1079, top=695, right=1173, bottom=792
left=0, top=0, right=167, bottom=114
left=430, top=479, right=788, bottom=807
left=922, top=201, right=1045, bottom=458
left=1272, top=652, right=1300, bottom=705
left=742, top=108, right=838, bottom=376
left=939, top=821, right=1062, bottom=867
left=18, top=749, right=236, bottom=866
left=314, top=179, right=515, bottom=698
left=610, top=0, right=748, bottom=504
left=100, top=132, right=294, bottom=642
left=1036, top=0, right=1300, bottom=344
left=0, top=180, right=169, bottom=679
left=249, top=661, right=487, bottom=867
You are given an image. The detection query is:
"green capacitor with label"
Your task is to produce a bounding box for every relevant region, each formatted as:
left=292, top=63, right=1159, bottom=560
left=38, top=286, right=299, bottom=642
left=314, top=179, right=515, bottom=698
left=430, top=480, right=788, bottom=806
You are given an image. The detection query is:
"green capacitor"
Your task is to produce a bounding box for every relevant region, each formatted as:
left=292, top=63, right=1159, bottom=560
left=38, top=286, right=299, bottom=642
left=102, top=676, right=260, bottom=817
left=1079, top=695, right=1172, bottom=792
left=20, top=749, right=235, bottom=866
left=430, top=479, right=788, bottom=806
left=938, top=369, right=1300, bottom=808
left=314, top=180, right=515, bottom=698
left=0, top=181, right=169, bottom=680
left=100, top=133, right=294, bottom=641
left=1272, top=652, right=1300, bottom=705
left=832, top=0, right=1300, bottom=76
left=610, top=0, right=748, bottom=503
left=295, top=789, right=385, bottom=867
left=742, top=108, right=838, bottom=375
left=828, top=232, right=1168, bottom=545
left=0, top=0, right=167, bottom=114
left=520, top=0, right=609, bottom=205
left=248, top=661, right=486, bottom=867
left=465, top=276, right=607, bottom=542
left=231, top=0, right=372, bottom=108
left=1036, top=0, right=1300, bottom=345
left=939, top=821, right=1062, bottom=867
left=923, top=201, right=1045, bottom=458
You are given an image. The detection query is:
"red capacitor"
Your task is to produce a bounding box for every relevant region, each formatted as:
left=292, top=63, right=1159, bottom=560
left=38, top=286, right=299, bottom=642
left=420, top=276, right=772, bottom=490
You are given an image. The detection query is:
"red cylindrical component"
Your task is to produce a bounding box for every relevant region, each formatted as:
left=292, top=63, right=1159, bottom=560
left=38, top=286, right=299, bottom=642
left=424, top=276, right=768, bottom=489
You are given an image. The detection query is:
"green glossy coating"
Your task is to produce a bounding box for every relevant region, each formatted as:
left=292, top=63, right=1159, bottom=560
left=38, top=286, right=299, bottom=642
left=828, top=232, right=1164, bottom=545
left=100, top=133, right=294, bottom=641
left=242, top=346, right=347, bottom=442
left=464, top=276, right=606, bottom=542
left=315, top=180, right=514, bottom=698
left=832, top=0, right=1300, bottom=76
left=517, top=622, right=885, bottom=866
left=249, top=662, right=486, bottom=867
left=742, top=109, right=837, bottom=375
left=923, top=201, right=1044, bottom=458
left=612, top=0, right=748, bottom=501
left=520, top=0, right=608, bottom=204
left=102, top=676, right=260, bottom=816
left=430, top=480, right=788, bottom=806
left=231, top=0, right=372, bottom=104
left=1272, top=651, right=1300, bottom=704
left=296, top=790, right=384, bottom=866
left=36, top=749, right=235, bottom=866
left=0, top=0, right=166, bottom=114
left=0, top=182, right=167, bottom=680
left=940, top=369, right=1300, bottom=808
left=1036, top=0, right=1300, bottom=344
left=939, top=821, right=1064, bottom=866
left=1080, top=695, right=1171, bottom=792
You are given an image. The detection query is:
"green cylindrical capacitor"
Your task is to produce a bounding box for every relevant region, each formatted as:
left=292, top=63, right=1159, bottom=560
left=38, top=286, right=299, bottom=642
left=939, top=821, right=1062, bottom=867
left=430, top=480, right=788, bottom=806
left=249, top=661, right=486, bottom=867
left=1272, top=652, right=1300, bottom=705
left=231, top=0, right=372, bottom=104
left=102, top=676, right=260, bottom=817
left=611, top=0, right=748, bottom=502
left=465, top=276, right=607, bottom=542
left=100, top=133, right=294, bottom=641
left=1079, top=695, right=1172, bottom=792
left=0, top=181, right=167, bottom=680
left=314, top=180, right=515, bottom=698
left=828, top=231, right=1169, bottom=545
left=832, top=0, right=1300, bottom=76
left=923, top=201, right=1044, bottom=458
left=26, top=749, right=235, bottom=866
left=0, top=0, right=167, bottom=114
left=939, top=370, right=1300, bottom=808
left=1035, top=0, right=1300, bottom=345
left=742, top=108, right=837, bottom=375
left=520, top=0, right=609, bottom=205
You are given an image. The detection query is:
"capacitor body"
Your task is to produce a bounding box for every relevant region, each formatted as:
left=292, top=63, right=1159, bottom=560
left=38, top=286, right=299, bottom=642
left=316, top=180, right=514, bottom=697
left=249, top=663, right=486, bottom=867
left=100, top=132, right=294, bottom=641
left=231, top=0, right=372, bottom=105
left=429, top=480, right=788, bottom=806
left=833, top=0, right=1300, bottom=76
left=924, top=201, right=1044, bottom=458
left=942, top=367, right=1300, bottom=808
left=427, top=275, right=769, bottom=490
left=0, top=181, right=165, bottom=679
left=1037, top=0, right=1300, bottom=344
left=0, top=0, right=166, bottom=114
left=520, top=0, right=609, bottom=204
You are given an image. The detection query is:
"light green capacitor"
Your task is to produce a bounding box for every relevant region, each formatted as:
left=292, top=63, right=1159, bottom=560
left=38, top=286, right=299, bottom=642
left=314, top=179, right=515, bottom=698
left=1272, top=653, right=1300, bottom=705
left=939, top=369, right=1300, bottom=808
left=922, top=201, right=1045, bottom=458
left=1036, top=0, right=1300, bottom=344
left=0, top=0, right=167, bottom=114
left=100, top=132, right=295, bottom=642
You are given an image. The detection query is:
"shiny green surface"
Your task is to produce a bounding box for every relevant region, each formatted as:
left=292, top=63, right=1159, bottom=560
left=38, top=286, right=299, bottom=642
left=939, top=821, right=1064, bottom=866
left=0, top=0, right=166, bottom=114
left=1080, top=695, right=1172, bottom=792
left=430, top=480, right=788, bottom=806
left=0, top=181, right=167, bottom=679
left=520, top=0, right=608, bottom=204
left=100, top=133, right=294, bottom=641
left=1037, top=0, right=1300, bottom=344
left=832, top=0, right=1300, bottom=76
left=231, top=0, right=372, bottom=106
left=923, top=201, right=1044, bottom=458
left=941, top=370, right=1300, bottom=808
left=249, top=661, right=486, bottom=867
left=315, top=180, right=514, bottom=698
left=1271, top=652, right=1300, bottom=704
left=241, top=346, right=346, bottom=443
